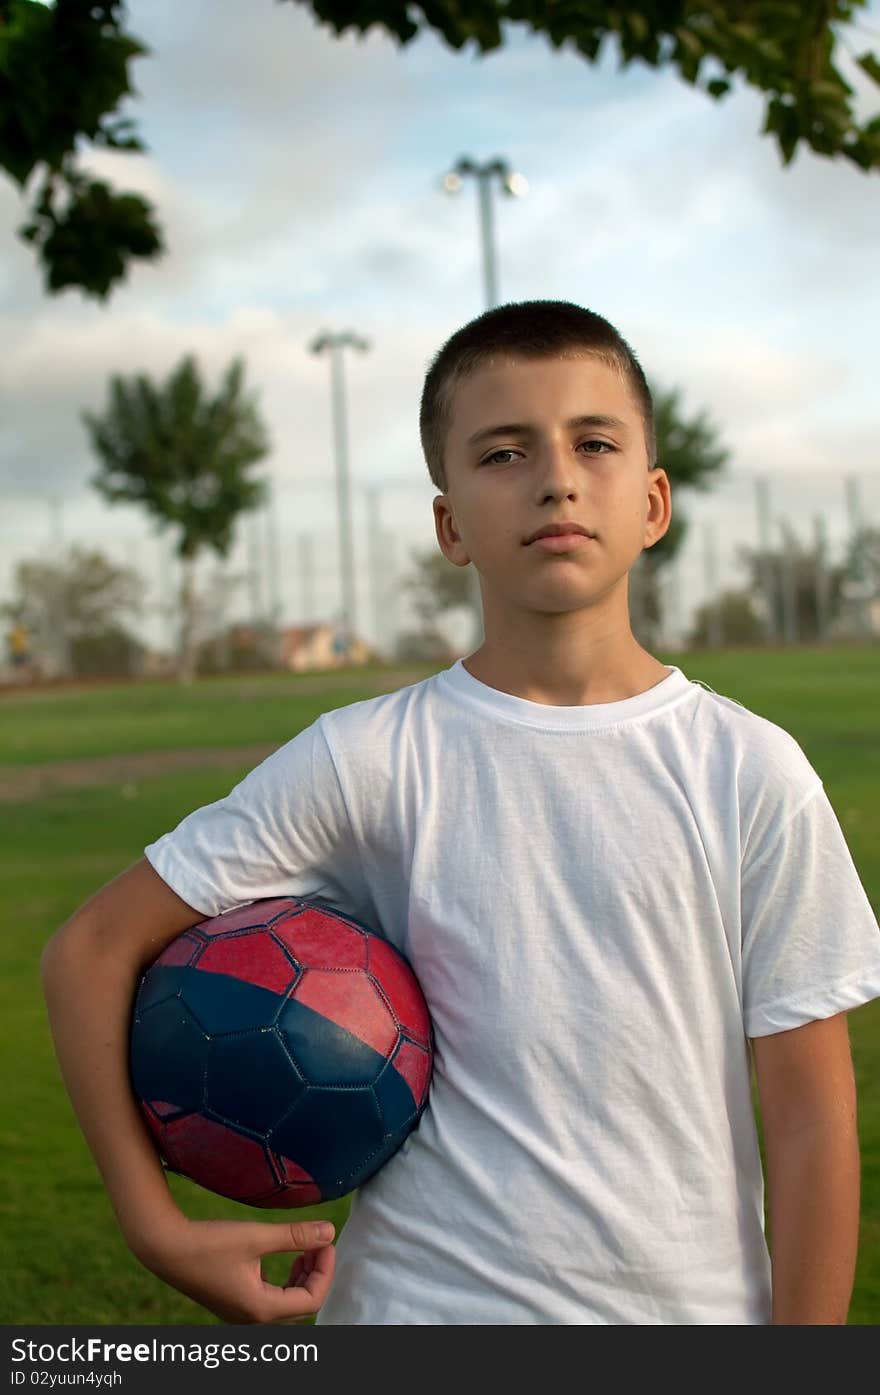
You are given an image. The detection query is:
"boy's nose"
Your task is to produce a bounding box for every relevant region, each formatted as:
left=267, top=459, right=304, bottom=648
left=533, top=447, right=578, bottom=503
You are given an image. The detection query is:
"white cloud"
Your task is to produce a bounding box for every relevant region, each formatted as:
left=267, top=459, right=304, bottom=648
left=1, top=0, right=877, bottom=645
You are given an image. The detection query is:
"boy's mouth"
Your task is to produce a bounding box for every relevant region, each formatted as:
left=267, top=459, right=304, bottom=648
left=524, top=522, right=595, bottom=544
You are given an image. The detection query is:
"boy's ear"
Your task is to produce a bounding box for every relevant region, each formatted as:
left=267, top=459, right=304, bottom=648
left=433, top=495, right=470, bottom=566
left=643, top=466, right=672, bottom=548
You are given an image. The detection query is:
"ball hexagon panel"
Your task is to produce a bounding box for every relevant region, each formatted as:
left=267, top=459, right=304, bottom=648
left=152, top=932, right=203, bottom=970
left=134, top=963, right=187, bottom=1016
left=372, top=1055, right=423, bottom=1134
left=160, top=1113, right=278, bottom=1202
left=276, top=994, right=390, bottom=1088
left=196, top=903, right=274, bottom=936
left=130, top=998, right=209, bottom=1113
left=385, top=1039, right=432, bottom=1116
left=194, top=931, right=299, bottom=996
left=271, top=906, right=368, bottom=971
left=205, top=1029, right=306, bottom=1133
left=179, top=964, right=288, bottom=1036
left=293, top=968, right=399, bottom=1060
left=366, top=937, right=432, bottom=1048
left=269, top=1085, right=386, bottom=1198
left=268, top=1154, right=323, bottom=1209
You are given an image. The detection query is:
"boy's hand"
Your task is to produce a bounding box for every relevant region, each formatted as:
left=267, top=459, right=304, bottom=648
left=137, top=1216, right=337, bottom=1323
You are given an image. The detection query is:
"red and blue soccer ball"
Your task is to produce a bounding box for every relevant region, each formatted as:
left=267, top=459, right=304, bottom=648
left=130, top=897, right=433, bottom=1208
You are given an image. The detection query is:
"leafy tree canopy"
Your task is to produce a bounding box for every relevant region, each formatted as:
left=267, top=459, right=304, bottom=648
left=0, top=0, right=162, bottom=297
left=1, top=542, right=143, bottom=638
left=82, top=353, right=270, bottom=561
left=1, top=0, right=877, bottom=299
left=81, top=352, right=270, bottom=682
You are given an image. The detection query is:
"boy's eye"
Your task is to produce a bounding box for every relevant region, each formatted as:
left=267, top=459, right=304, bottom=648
left=480, top=439, right=615, bottom=466
left=481, top=449, right=519, bottom=465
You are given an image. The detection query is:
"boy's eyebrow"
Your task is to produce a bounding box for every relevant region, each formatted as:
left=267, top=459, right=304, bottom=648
left=465, top=414, right=630, bottom=447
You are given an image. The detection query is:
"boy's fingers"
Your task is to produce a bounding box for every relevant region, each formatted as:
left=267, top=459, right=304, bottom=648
left=284, top=1252, right=310, bottom=1288
left=265, top=1243, right=336, bottom=1319
left=251, top=1219, right=335, bottom=1256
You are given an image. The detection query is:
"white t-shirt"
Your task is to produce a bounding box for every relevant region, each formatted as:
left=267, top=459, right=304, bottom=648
left=144, top=660, right=880, bottom=1325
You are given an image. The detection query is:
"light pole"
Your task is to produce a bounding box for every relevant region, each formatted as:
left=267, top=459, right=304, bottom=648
left=441, top=156, right=529, bottom=310
left=309, top=329, right=370, bottom=659
left=441, top=157, right=528, bottom=646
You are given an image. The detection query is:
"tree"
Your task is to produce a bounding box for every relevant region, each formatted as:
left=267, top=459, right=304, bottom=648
left=686, top=586, right=767, bottom=648
left=629, top=383, right=729, bottom=648
left=2, top=0, right=877, bottom=299
left=0, top=542, right=144, bottom=677
left=82, top=353, right=271, bottom=684
left=840, top=522, right=880, bottom=599
left=735, top=518, right=851, bottom=643
left=835, top=523, right=880, bottom=640
left=401, top=546, right=474, bottom=622
left=396, top=548, right=475, bottom=658
left=402, top=379, right=730, bottom=651
left=1, top=0, right=162, bottom=298
left=392, top=627, right=459, bottom=663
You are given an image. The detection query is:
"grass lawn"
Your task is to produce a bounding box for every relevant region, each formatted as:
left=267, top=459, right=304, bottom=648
left=0, top=663, right=432, bottom=766
left=1, top=648, right=878, bottom=1323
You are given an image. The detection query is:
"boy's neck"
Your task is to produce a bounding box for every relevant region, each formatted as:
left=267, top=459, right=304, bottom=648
left=461, top=635, right=671, bottom=708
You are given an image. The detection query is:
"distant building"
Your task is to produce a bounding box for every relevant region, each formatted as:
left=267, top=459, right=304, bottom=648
left=278, top=622, right=375, bottom=671
left=138, top=648, right=177, bottom=678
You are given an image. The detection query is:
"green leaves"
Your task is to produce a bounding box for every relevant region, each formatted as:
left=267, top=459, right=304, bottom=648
left=0, top=0, right=149, bottom=184
left=289, top=0, right=880, bottom=171
left=18, top=171, right=162, bottom=297
left=1, top=0, right=156, bottom=297
left=643, top=380, right=729, bottom=571
left=304, top=0, right=503, bottom=50
left=855, top=50, right=880, bottom=85
left=1, top=0, right=877, bottom=299
left=83, top=354, right=272, bottom=562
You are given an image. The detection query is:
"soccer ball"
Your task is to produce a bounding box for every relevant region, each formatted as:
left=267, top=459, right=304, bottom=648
left=130, top=897, right=433, bottom=1207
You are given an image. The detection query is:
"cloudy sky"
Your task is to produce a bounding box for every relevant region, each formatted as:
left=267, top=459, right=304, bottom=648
left=2, top=0, right=879, bottom=651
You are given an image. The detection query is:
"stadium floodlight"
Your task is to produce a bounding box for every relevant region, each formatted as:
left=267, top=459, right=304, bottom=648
left=309, top=331, right=371, bottom=658
left=440, top=155, right=528, bottom=308
left=504, top=171, right=529, bottom=198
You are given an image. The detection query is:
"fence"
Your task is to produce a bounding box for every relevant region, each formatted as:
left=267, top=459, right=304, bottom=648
left=1, top=464, right=878, bottom=677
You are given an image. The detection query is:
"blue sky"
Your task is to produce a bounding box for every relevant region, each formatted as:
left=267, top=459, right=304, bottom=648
left=1, top=0, right=878, bottom=649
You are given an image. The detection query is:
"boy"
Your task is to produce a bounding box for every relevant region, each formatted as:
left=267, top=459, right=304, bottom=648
left=42, top=300, right=880, bottom=1325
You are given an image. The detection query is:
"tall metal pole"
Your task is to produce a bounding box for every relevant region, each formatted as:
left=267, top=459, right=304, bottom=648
left=813, top=513, right=831, bottom=642
left=703, top=521, right=723, bottom=647
left=844, top=474, right=872, bottom=639
left=299, top=532, right=316, bottom=626
left=476, top=174, right=499, bottom=309
left=310, top=331, right=370, bottom=660
left=264, top=472, right=283, bottom=653
left=441, top=158, right=528, bottom=648
left=365, top=484, right=385, bottom=661
left=778, top=521, right=799, bottom=645
left=330, top=344, right=355, bottom=649
left=755, top=476, right=776, bottom=644
left=442, top=156, right=528, bottom=311
left=247, top=513, right=262, bottom=626
left=48, top=494, right=71, bottom=677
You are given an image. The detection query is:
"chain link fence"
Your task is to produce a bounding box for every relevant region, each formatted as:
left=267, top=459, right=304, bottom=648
left=1, top=465, right=877, bottom=682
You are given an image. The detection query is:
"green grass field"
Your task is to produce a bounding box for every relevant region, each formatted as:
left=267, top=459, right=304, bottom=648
left=1, top=646, right=878, bottom=1324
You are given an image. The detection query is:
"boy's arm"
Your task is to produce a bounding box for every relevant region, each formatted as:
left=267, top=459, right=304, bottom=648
left=750, top=1011, right=860, bottom=1325
left=41, top=856, right=336, bottom=1322
left=41, top=857, right=206, bottom=1253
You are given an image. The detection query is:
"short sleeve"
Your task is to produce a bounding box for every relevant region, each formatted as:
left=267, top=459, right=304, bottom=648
left=143, top=715, right=367, bottom=920
left=741, top=783, right=880, bottom=1037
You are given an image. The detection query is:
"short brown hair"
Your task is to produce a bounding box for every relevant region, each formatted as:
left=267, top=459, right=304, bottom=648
left=419, top=299, right=656, bottom=492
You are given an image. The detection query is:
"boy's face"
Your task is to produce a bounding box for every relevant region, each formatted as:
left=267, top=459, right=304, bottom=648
left=432, top=354, right=671, bottom=623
